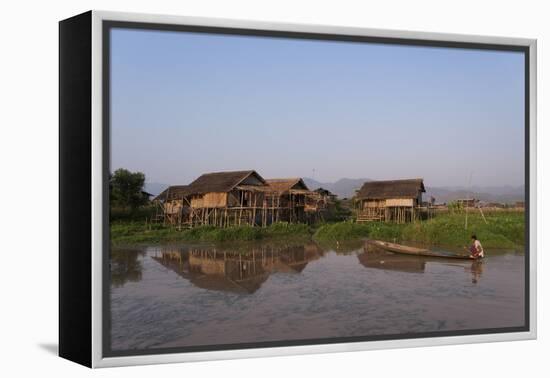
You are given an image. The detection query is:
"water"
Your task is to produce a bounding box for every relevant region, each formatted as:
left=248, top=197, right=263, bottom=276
left=109, top=241, right=525, bottom=352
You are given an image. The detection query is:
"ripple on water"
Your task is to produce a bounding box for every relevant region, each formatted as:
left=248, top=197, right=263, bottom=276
left=109, top=243, right=525, bottom=351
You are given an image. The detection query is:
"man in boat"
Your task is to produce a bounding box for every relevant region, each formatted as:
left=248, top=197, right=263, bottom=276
left=468, top=234, right=484, bottom=259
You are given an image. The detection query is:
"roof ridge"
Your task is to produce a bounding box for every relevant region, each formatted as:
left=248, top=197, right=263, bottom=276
left=201, top=169, right=255, bottom=176
left=265, top=177, right=302, bottom=181
left=231, top=170, right=265, bottom=190
left=356, top=178, right=425, bottom=199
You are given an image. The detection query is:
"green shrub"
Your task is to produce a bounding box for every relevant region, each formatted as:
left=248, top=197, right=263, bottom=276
left=399, top=211, right=524, bottom=248
left=110, top=222, right=312, bottom=246
left=313, top=221, right=404, bottom=241
left=110, top=211, right=524, bottom=249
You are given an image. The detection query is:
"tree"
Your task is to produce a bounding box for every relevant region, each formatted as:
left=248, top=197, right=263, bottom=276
left=110, top=168, right=149, bottom=210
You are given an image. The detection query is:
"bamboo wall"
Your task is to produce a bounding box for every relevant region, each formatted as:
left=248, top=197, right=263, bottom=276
left=157, top=188, right=318, bottom=228
left=356, top=195, right=432, bottom=224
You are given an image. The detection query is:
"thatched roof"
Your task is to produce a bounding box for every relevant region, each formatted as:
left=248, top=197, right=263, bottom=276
left=151, top=254, right=268, bottom=294
left=356, top=179, right=425, bottom=200
left=153, top=171, right=266, bottom=201
left=265, top=178, right=309, bottom=193
left=190, top=273, right=269, bottom=294
left=154, top=185, right=189, bottom=201
left=186, top=170, right=266, bottom=195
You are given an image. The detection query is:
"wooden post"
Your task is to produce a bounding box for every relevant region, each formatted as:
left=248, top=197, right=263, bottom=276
left=239, top=191, right=243, bottom=226
left=163, top=187, right=170, bottom=226
left=289, top=194, right=293, bottom=223
left=272, top=195, right=275, bottom=225
left=262, top=200, right=267, bottom=227
left=276, top=195, right=280, bottom=223
left=478, top=206, right=488, bottom=224
left=252, top=193, right=257, bottom=227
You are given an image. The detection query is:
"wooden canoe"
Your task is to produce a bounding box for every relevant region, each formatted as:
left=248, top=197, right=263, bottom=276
left=366, top=240, right=474, bottom=259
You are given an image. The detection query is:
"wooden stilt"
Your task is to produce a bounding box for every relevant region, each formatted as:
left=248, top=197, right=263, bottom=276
left=253, top=194, right=257, bottom=226
left=478, top=206, right=488, bottom=224
left=239, top=191, right=243, bottom=226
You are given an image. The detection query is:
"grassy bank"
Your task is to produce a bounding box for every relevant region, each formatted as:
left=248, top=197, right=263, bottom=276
left=314, top=211, right=524, bottom=249
left=111, top=221, right=313, bottom=246
left=313, top=222, right=404, bottom=242
left=111, top=211, right=524, bottom=249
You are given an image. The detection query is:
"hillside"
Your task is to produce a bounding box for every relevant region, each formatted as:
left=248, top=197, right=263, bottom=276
left=302, top=177, right=370, bottom=199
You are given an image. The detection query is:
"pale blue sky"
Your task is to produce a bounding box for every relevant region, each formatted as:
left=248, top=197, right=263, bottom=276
left=110, top=28, right=525, bottom=187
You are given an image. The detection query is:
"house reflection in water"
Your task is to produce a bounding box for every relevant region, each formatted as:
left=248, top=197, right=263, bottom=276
left=110, top=249, right=145, bottom=288
left=151, top=243, right=324, bottom=294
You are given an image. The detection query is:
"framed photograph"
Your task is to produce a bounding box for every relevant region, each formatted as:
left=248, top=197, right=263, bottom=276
left=59, top=10, right=537, bottom=368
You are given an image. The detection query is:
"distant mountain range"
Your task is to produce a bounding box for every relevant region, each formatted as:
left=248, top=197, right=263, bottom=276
left=302, top=177, right=370, bottom=199
left=424, top=186, right=525, bottom=204
left=146, top=179, right=524, bottom=204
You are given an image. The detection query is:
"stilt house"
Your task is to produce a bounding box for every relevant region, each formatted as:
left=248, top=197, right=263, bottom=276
left=183, top=170, right=270, bottom=227
left=310, top=187, right=337, bottom=210
left=355, top=178, right=427, bottom=223
left=265, top=178, right=310, bottom=223
left=153, top=185, right=190, bottom=224
left=154, top=171, right=326, bottom=227
left=456, top=198, right=478, bottom=208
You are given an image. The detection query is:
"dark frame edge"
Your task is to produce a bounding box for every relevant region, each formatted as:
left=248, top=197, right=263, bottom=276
left=59, top=10, right=93, bottom=368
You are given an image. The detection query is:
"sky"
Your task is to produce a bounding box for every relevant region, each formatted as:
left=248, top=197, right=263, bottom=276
left=110, top=28, right=525, bottom=188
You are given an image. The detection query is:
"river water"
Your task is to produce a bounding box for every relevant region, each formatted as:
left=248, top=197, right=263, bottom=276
left=109, top=241, right=525, bottom=352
